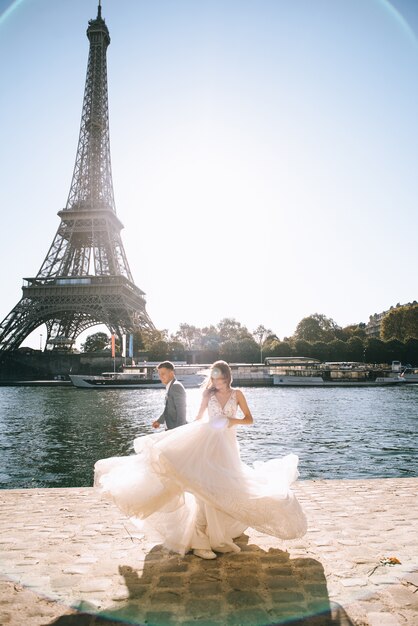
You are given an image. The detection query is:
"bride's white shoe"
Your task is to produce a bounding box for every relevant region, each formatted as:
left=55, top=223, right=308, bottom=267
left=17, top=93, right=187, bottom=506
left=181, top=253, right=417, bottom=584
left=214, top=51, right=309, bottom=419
left=193, top=549, right=217, bottom=560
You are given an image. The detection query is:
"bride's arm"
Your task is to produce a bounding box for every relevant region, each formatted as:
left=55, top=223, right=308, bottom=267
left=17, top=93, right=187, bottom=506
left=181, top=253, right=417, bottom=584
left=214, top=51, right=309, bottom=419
left=228, top=390, right=254, bottom=426
left=194, top=391, right=210, bottom=420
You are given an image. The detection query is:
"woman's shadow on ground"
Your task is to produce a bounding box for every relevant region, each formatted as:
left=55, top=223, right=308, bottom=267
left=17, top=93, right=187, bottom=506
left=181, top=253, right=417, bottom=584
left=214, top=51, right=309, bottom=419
left=45, top=535, right=354, bottom=626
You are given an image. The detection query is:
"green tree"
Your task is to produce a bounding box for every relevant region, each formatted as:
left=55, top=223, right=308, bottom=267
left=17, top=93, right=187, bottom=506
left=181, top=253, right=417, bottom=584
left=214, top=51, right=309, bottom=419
left=263, top=340, right=294, bottom=358
left=364, top=338, right=386, bottom=364
left=341, top=324, right=366, bottom=341
left=81, top=331, right=110, bottom=352
left=172, top=324, right=201, bottom=350
left=130, top=330, right=146, bottom=352
left=200, top=325, right=220, bottom=350
left=195, top=346, right=220, bottom=364
left=383, top=339, right=405, bottom=364
left=346, top=336, right=365, bottom=362
left=326, top=339, right=349, bottom=362
left=293, top=313, right=341, bottom=342
left=381, top=304, right=418, bottom=341
left=217, top=318, right=250, bottom=342
left=219, top=337, right=259, bottom=363
left=147, top=340, right=170, bottom=362
left=310, top=341, right=329, bottom=362
left=404, top=338, right=418, bottom=366
left=167, top=341, right=186, bottom=362
left=293, top=339, right=313, bottom=357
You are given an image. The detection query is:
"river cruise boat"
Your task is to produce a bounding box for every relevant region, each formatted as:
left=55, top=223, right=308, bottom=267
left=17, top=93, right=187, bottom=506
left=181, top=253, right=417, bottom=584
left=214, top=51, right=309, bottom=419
left=267, top=358, right=407, bottom=387
left=70, top=363, right=207, bottom=389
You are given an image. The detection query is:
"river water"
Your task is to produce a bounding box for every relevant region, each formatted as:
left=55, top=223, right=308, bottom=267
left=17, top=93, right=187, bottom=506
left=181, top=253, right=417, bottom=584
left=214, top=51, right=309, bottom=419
left=0, top=385, right=417, bottom=489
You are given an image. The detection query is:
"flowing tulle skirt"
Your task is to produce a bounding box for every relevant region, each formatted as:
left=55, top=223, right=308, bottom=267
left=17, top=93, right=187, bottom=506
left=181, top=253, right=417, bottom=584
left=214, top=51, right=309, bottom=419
left=94, top=419, right=307, bottom=555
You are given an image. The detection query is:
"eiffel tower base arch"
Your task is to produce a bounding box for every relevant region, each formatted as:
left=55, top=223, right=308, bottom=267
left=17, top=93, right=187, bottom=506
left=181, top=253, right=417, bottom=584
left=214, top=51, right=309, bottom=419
left=0, top=276, right=154, bottom=352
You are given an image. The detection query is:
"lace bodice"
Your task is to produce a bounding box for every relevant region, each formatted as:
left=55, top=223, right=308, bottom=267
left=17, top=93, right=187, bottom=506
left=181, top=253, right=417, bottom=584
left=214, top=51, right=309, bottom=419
left=208, top=389, right=238, bottom=422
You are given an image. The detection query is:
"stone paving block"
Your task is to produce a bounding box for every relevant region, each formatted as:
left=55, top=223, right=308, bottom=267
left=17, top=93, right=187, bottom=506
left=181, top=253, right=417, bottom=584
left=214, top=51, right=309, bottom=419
left=305, top=582, right=330, bottom=598
left=260, top=554, right=290, bottom=565
left=263, top=565, right=293, bottom=576
left=264, top=575, right=301, bottom=590
left=340, top=577, right=369, bottom=587
left=226, top=607, right=272, bottom=625
left=386, top=584, right=418, bottom=610
left=149, top=590, right=182, bottom=604
left=157, top=574, right=187, bottom=588
left=144, top=610, right=177, bottom=625
left=269, top=603, right=314, bottom=622
left=366, top=612, right=401, bottom=626
left=78, top=578, right=113, bottom=593
left=402, top=572, right=418, bottom=587
left=271, top=589, right=306, bottom=603
left=227, top=574, right=261, bottom=590
left=369, top=576, right=400, bottom=586
left=184, top=597, right=222, bottom=617
left=226, top=589, right=264, bottom=607
left=189, top=581, right=223, bottom=595
left=159, top=561, right=190, bottom=573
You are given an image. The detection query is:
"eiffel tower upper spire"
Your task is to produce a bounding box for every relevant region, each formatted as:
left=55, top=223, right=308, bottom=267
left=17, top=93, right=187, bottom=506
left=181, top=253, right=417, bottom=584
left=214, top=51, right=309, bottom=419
left=66, top=1, right=113, bottom=214
left=36, top=1, right=133, bottom=282
left=0, top=3, right=154, bottom=352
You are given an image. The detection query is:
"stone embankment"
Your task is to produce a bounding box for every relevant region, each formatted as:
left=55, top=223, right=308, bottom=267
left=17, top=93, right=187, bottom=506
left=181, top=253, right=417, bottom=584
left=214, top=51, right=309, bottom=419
left=1, top=478, right=417, bottom=625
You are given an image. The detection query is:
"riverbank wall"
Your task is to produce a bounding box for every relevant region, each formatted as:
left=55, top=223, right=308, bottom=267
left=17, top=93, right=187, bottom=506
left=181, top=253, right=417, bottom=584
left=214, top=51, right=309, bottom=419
left=0, top=351, right=126, bottom=381
left=1, top=478, right=417, bottom=625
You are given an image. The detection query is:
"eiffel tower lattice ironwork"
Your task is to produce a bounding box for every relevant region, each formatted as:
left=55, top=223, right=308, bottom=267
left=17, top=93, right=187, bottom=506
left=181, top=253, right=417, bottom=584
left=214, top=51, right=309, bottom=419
left=0, top=3, right=154, bottom=352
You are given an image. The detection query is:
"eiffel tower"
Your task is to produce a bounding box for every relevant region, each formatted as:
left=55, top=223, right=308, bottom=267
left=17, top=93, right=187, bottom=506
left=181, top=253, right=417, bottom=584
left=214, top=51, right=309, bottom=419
left=0, top=2, right=154, bottom=352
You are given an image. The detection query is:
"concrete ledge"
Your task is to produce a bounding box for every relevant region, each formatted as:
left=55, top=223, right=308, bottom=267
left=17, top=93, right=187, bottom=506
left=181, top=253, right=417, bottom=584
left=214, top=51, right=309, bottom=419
left=1, top=478, right=417, bottom=625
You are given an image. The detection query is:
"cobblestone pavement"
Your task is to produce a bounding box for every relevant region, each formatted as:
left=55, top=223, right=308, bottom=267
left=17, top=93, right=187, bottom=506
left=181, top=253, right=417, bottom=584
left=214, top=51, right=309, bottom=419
left=0, top=478, right=417, bottom=626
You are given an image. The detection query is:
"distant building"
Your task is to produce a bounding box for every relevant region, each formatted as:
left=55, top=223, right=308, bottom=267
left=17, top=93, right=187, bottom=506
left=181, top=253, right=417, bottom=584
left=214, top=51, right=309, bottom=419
left=366, top=302, right=417, bottom=338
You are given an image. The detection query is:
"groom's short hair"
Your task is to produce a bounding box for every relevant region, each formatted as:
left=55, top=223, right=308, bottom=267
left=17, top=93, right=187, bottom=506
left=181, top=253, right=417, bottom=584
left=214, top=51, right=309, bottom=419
left=157, top=361, right=175, bottom=371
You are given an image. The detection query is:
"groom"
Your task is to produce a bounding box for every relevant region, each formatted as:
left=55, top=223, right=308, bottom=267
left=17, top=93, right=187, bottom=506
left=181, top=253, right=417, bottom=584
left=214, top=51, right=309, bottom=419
left=152, top=361, right=187, bottom=430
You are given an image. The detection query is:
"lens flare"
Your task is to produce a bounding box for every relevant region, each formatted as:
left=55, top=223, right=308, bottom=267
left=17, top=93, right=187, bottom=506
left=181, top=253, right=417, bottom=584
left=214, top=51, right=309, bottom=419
left=377, top=0, right=418, bottom=49
left=0, top=0, right=26, bottom=28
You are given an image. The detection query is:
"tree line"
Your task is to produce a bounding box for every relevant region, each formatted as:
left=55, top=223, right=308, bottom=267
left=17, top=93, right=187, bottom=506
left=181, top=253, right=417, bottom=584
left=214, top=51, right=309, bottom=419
left=81, top=304, right=418, bottom=366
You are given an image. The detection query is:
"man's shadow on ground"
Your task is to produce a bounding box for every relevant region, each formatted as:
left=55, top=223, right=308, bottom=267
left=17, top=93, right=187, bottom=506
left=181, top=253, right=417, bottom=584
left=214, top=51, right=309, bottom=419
left=45, top=535, right=354, bottom=626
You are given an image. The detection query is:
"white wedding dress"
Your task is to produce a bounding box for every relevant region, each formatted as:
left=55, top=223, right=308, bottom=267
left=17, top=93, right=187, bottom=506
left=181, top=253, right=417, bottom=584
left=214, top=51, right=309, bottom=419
left=94, top=390, right=307, bottom=555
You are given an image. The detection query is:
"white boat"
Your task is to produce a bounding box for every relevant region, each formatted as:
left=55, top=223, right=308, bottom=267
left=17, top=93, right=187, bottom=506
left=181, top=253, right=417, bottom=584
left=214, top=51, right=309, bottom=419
left=70, top=363, right=207, bottom=389
left=269, top=358, right=407, bottom=387
left=390, top=361, right=418, bottom=384
left=400, top=367, right=418, bottom=383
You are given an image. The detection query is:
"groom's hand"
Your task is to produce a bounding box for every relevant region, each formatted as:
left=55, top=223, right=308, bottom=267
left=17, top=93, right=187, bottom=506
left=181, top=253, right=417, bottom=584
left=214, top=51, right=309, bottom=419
left=152, top=420, right=160, bottom=429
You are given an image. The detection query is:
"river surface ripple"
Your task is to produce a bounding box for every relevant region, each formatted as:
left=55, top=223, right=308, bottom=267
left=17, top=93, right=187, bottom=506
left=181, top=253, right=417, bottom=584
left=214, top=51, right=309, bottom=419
left=0, top=385, right=417, bottom=488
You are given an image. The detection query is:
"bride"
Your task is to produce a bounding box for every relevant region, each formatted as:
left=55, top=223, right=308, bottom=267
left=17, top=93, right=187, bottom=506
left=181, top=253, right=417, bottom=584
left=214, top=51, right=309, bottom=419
left=94, top=360, right=307, bottom=559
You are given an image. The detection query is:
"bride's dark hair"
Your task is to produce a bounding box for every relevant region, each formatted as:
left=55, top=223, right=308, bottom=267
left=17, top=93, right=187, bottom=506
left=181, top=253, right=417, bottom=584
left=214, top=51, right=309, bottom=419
left=203, top=360, right=233, bottom=394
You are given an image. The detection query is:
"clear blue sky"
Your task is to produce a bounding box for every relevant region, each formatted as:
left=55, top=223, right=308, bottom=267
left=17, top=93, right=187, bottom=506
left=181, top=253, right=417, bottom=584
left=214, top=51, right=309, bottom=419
left=0, top=0, right=417, bottom=348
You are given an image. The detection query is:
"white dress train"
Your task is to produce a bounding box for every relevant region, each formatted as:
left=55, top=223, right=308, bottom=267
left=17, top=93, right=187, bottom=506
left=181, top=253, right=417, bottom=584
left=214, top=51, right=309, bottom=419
left=94, top=390, right=307, bottom=555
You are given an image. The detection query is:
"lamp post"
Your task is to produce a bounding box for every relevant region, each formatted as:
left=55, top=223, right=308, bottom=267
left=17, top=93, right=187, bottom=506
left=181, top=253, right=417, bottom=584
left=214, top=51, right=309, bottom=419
left=40, top=334, right=43, bottom=352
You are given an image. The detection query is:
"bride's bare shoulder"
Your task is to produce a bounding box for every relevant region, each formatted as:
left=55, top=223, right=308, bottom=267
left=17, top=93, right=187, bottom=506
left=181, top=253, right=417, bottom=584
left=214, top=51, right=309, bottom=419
left=233, top=388, right=248, bottom=401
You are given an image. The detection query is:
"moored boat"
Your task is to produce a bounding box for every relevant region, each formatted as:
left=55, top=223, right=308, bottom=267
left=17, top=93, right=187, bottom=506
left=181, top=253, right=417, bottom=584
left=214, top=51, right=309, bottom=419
left=268, top=358, right=407, bottom=387
left=70, top=363, right=207, bottom=389
left=400, top=367, right=418, bottom=383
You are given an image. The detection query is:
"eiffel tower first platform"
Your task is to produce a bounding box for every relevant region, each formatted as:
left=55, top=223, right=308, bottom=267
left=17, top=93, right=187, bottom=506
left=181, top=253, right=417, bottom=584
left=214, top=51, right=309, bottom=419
left=0, top=3, right=155, bottom=352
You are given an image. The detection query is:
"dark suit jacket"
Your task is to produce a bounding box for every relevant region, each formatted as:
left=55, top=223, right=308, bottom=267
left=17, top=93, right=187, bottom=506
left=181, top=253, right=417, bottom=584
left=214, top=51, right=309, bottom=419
left=157, top=378, right=187, bottom=429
